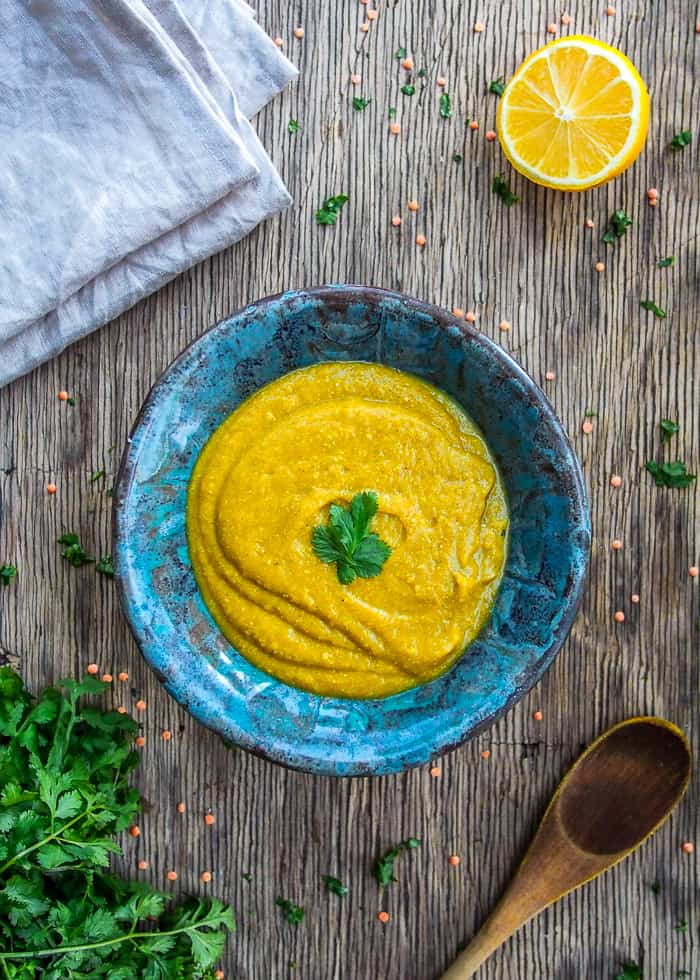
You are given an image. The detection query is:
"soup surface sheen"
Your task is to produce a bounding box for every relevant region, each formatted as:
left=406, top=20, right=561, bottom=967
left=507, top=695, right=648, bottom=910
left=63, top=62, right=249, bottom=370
left=186, top=362, right=509, bottom=698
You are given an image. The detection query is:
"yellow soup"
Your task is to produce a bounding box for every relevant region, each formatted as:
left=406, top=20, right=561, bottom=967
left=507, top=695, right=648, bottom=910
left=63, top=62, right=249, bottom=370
left=186, top=362, right=508, bottom=699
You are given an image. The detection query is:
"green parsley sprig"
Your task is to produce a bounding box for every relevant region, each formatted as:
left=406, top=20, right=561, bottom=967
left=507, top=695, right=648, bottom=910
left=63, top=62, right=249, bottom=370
left=276, top=897, right=304, bottom=925
left=58, top=533, right=94, bottom=568
left=602, top=209, right=632, bottom=245
left=439, top=93, right=452, bottom=118
left=660, top=419, right=679, bottom=442
left=288, top=119, right=300, bottom=134
left=0, top=566, right=17, bottom=587
left=315, top=194, right=349, bottom=226
left=640, top=300, right=666, bottom=319
left=352, top=97, right=371, bottom=111
left=373, top=837, right=420, bottom=888
left=488, top=77, right=506, bottom=96
left=615, top=963, right=642, bottom=980
left=312, top=492, right=391, bottom=585
left=645, top=460, right=696, bottom=489
left=0, top=667, right=234, bottom=975
left=669, top=129, right=691, bottom=150
left=322, top=875, right=348, bottom=897
left=492, top=173, right=521, bottom=206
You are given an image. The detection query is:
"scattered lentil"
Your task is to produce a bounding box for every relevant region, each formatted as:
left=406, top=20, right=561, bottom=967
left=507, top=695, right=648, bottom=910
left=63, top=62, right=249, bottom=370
left=614, top=610, right=625, bottom=623
left=606, top=5, right=616, bottom=14
left=595, top=261, right=605, bottom=272
left=116, top=706, right=127, bottom=715
left=166, top=870, right=178, bottom=881
left=480, top=749, right=491, bottom=759
left=631, top=594, right=640, bottom=604
left=214, top=972, right=224, bottom=980
left=177, top=802, right=186, bottom=813
left=545, top=371, right=556, bottom=381
left=161, top=729, right=172, bottom=741
left=582, top=420, right=594, bottom=434
left=465, top=311, right=476, bottom=323
left=647, top=187, right=658, bottom=200
left=351, top=73, right=361, bottom=84
left=378, top=911, right=390, bottom=923
left=401, top=57, right=414, bottom=70
left=138, top=859, right=149, bottom=870
left=391, top=216, right=402, bottom=227
left=429, top=765, right=441, bottom=777
left=407, top=199, right=419, bottom=211
left=499, top=319, right=511, bottom=332
left=437, top=76, right=447, bottom=87
left=58, top=390, right=69, bottom=401
left=449, top=855, right=461, bottom=866
left=129, top=825, right=140, bottom=838
left=612, top=539, right=622, bottom=551
left=585, top=218, right=595, bottom=228
left=469, top=120, right=479, bottom=130
left=610, top=475, right=622, bottom=488
left=205, top=813, right=216, bottom=826
left=135, top=699, right=146, bottom=711
left=118, top=671, right=129, bottom=681
left=390, top=122, right=401, bottom=135
left=293, top=27, right=304, bottom=38
left=532, top=710, right=543, bottom=721
left=367, top=9, right=378, bottom=20
left=452, top=307, right=465, bottom=318
left=47, top=483, right=57, bottom=494
left=135, top=736, right=146, bottom=747
left=201, top=871, right=213, bottom=883
left=681, top=842, right=694, bottom=854
left=273, top=37, right=283, bottom=47
left=547, top=22, right=557, bottom=34
left=648, top=199, right=658, bottom=208
left=360, top=22, right=369, bottom=32
left=689, top=566, right=699, bottom=578
left=415, top=233, right=426, bottom=246
left=485, top=130, right=497, bottom=141
left=87, top=663, right=99, bottom=675
left=561, top=12, right=572, bottom=24
left=473, top=22, right=485, bottom=32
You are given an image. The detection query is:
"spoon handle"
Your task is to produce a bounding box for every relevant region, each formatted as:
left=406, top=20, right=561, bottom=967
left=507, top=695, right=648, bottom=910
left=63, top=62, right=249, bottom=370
left=439, top=902, right=525, bottom=979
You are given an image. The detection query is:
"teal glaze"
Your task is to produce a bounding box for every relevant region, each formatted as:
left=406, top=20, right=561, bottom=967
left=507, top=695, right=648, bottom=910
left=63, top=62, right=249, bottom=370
left=114, top=286, right=590, bottom=776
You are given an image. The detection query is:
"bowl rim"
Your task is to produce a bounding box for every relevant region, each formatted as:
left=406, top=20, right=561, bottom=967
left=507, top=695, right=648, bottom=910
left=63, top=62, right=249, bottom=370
left=113, top=283, right=590, bottom=776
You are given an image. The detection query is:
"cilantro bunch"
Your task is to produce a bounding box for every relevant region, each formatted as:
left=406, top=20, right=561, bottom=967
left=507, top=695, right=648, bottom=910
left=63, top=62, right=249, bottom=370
left=312, top=492, right=391, bottom=585
left=0, top=668, right=233, bottom=978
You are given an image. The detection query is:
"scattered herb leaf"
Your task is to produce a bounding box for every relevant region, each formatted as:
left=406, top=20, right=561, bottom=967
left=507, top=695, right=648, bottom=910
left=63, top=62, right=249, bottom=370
left=67, top=397, right=76, bottom=406
left=602, top=209, right=633, bottom=245
left=322, top=875, right=349, bottom=897
left=58, top=533, right=94, bottom=568
left=0, top=564, right=17, bottom=587
left=615, top=964, right=642, bottom=980
left=90, top=469, right=105, bottom=483
left=660, top=419, right=680, bottom=441
left=439, top=93, right=452, bottom=118
left=352, top=96, right=371, bottom=111
left=488, top=77, right=506, bottom=96
left=678, top=972, right=691, bottom=978
left=288, top=118, right=300, bottom=134
left=453, top=153, right=463, bottom=163
left=645, top=460, right=696, bottom=489
left=640, top=299, right=666, bottom=319
left=276, top=897, right=305, bottom=925
left=584, top=411, right=597, bottom=418
left=96, top=555, right=115, bottom=578
left=315, top=194, right=349, bottom=226
left=650, top=880, right=661, bottom=895
left=676, top=919, right=689, bottom=933
left=401, top=84, right=416, bottom=96
left=669, top=129, right=691, bottom=150
left=492, top=173, right=521, bottom=206
left=417, top=67, right=427, bottom=78
left=388, top=107, right=397, bottom=120
left=312, top=492, right=392, bottom=585
left=0, top=667, right=234, bottom=974
left=658, top=256, right=675, bottom=268
left=241, top=873, right=253, bottom=883
left=373, top=837, right=420, bottom=888
left=395, top=47, right=406, bottom=60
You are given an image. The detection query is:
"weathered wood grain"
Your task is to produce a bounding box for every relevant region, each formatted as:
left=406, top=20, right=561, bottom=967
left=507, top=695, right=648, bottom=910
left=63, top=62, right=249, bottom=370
left=0, top=1, right=698, bottom=978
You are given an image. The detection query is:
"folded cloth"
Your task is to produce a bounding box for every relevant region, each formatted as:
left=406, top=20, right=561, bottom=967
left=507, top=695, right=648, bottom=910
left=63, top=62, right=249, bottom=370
left=0, top=0, right=296, bottom=388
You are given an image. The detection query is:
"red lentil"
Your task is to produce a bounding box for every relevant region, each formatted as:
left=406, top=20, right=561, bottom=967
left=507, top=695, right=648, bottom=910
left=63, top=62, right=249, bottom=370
left=389, top=122, right=401, bottom=135
left=437, top=76, right=447, bottom=87
left=499, top=319, right=511, bottom=332
left=429, top=765, right=441, bottom=777
left=449, top=855, right=461, bottom=866
left=118, top=671, right=129, bottom=681
left=391, top=216, right=402, bottom=227
left=205, top=813, right=216, bottom=825
left=689, top=566, right=699, bottom=578
left=47, top=483, right=57, bottom=494
left=561, top=13, right=572, bottom=24
left=595, top=261, right=605, bottom=272
left=101, top=673, right=113, bottom=682
left=116, top=706, right=127, bottom=715
left=273, top=37, right=283, bottom=47
left=401, top=57, right=414, bottom=70
left=465, top=311, right=476, bottom=323
left=480, top=749, right=491, bottom=759
left=138, top=859, right=149, bottom=870
left=415, top=234, right=426, bottom=246
left=407, top=199, right=419, bottom=211
left=473, top=22, right=485, bottom=33
left=485, top=130, right=497, bottom=142
left=606, top=5, right=616, bottom=14
left=58, top=390, right=69, bottom=401
left=545, top=371, right=555, bottom=381
left=547, top=23, right=557, bottom=34
left=360, top=22, right=369, bottom=32
left=611, top=539, right=622, bottom=550
left=585, top=218, right=595, bottom=228
left=87, top=663, right=99, bottom=675
left=177, top=802, right=186, bottom=813
left=532, top=710, right=543, bottom=721
left=582, top=420, right=594, bottom=434
left=135, top=736, right=146, bottom=747
left=469, top=120, right=479, bottom=131
left=614, top=611, right=625, bottom=623
left=682, top=842, right=694, bottom=854
left=452, top=307, right=465, bottom=319
left=129, top=825, right=140, bottom=838
left=201, top=871, right=213, bottom=883
left=135, top=699, right=146, bottom=711
left=378, top=911, right=390, bottom=923
left=214, top=972, right=225, bottom=980
left=610, top=475, right=622, bottom=488
left=351, top=73, right=361, bottom=85
left=166, top=870, right=178, bottom=881
left=162, top=729, right=172, bottom=741
left=631, top=594, right=640, bottom=604
left=367, top=9, right=378, bottom=19
left=293, top=27, right=304, bottom=38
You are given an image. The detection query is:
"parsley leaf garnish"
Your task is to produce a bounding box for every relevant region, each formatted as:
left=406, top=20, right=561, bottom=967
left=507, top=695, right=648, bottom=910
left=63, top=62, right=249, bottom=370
left=640, top=299, right=666, bottom=319
left=312, top=492, right=391, bottom=585
left=602, top=209, right=632, bottom=244
left=395, top=47, right=406, bottom=60
left=417, top=67, right=427, bottom=78
left=388, top=107, right=397, bottom=120
left=90, top=468, right=105, bottom=482
left=675, top=919, right=689, bottom=933
left=401, top=84, right=416, bottom=96
left=488, top=77, right=506, bottom=96
left=650, top=880, right=661, bottom=895
left=373, top=837, right=420, bottom=887
left=453, top=152, right=463, bottom=163
left=288, top=118, right=300, bottom=134
left=96, top=555, right=115, bottom=577
left=616, top=964, right=642, bottom=980
left=0, top=564, right=17, bottom=587
left=58, top=533, right=94, bottom=567
left=492, top=173, right=521, bottom=206
left=315, top=194, right=349, bottom=226
left=658, top=256, right=675, bottom=267
left=0, top=667, right=234, bottom=973
left=439, top=93, right=452, bottom=118
left=352, top=96, right=371, bottom=111
left=276, top=897, right=305, bottom=925
left=645, top=460, right=696, bottom=489
left=669, top=129, right=691, bottom=150
left=322, top=875, right=349, bottom=897
left=660, top=419, right=679, bottom=441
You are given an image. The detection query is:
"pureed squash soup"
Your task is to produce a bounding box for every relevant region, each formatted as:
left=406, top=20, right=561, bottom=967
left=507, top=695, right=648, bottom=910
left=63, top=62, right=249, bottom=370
left=186, top=362, right=509, bottom=699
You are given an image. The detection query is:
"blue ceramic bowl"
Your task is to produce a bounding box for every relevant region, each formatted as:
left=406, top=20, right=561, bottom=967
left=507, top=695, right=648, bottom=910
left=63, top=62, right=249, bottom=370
left=114, top=285, right=590, bottom=776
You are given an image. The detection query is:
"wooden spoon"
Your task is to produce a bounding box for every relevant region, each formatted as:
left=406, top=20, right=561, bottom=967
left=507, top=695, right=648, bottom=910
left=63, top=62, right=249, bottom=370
left=441, top=717, right=691, bottom=979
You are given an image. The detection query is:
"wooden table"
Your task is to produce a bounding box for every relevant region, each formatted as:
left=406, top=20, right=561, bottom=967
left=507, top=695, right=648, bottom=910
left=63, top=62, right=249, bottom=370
left=1, top=2, right=697, bottom=977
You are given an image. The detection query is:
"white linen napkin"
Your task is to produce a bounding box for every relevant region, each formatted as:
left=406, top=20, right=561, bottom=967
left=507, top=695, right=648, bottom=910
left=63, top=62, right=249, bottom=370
left=0, top=0, right=296, bottom=387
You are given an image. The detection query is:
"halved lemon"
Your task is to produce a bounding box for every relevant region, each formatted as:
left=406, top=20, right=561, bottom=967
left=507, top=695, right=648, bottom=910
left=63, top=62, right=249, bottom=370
left=497, top=36, right=650, bottom=191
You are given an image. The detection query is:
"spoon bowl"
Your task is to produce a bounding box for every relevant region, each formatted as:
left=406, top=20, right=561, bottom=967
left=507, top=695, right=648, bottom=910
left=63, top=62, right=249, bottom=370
left=441, top=717, right=691, bottom=979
